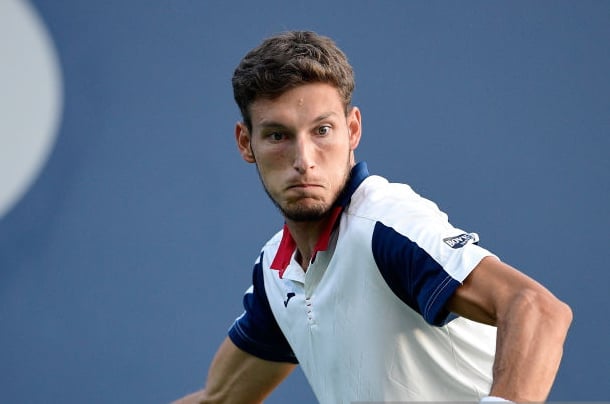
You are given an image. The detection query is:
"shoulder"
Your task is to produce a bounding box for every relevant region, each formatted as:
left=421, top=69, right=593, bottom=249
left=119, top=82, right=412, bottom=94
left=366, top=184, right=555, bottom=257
left=347, top=175, right=449, bottom=228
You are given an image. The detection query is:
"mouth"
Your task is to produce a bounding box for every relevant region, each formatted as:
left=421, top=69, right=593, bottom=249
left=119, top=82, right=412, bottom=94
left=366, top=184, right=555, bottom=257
left=286, top=183, right=323, bottom=190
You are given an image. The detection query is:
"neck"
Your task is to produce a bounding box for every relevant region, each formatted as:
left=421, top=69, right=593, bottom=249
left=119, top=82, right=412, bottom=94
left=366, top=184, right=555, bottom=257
left=285, top=218, right=329, bottom=270
left=286, top=202, right=346, bottom=271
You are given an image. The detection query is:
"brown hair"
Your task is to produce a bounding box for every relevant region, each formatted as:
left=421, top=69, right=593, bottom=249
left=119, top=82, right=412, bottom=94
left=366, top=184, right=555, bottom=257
left=232, top=31, right=355, bottom=130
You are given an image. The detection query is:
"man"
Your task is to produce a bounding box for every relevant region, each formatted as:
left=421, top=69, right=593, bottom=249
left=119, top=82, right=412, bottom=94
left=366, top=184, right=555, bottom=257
left=175, top=31, right=572, bottom=403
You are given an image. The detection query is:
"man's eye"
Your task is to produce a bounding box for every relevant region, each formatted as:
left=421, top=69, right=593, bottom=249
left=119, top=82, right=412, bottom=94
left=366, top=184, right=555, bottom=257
left=269, top=132, right=284, bottom=141
left=317, top=126, right=331, bottom=135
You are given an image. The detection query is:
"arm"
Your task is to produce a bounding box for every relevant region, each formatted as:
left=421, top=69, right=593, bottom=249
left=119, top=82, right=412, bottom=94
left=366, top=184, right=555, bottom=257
left=448, top=256, right=572, bottom=403
left=172, top=337, right=296, bottom=404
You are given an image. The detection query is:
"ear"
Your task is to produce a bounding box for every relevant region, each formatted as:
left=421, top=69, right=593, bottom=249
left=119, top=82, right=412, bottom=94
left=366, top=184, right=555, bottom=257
left=235, top=122, right=256, bottom=163
left=347, top=106, right=362, bottom=151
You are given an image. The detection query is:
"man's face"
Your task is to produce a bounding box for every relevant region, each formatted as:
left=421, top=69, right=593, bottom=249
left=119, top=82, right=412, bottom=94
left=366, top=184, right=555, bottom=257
left=236, top=82, right=361, bottom=222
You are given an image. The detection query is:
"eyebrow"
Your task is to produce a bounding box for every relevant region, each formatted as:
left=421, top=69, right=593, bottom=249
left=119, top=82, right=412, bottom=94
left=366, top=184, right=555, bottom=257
left=257, top=121, right=288, bottom=129
left=257, top=112, right=340, bottom=129
left=313, top=112, right=339, bottom=122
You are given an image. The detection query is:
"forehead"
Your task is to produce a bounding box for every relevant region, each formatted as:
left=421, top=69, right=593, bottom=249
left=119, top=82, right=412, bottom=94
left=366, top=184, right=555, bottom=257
left=249, top=83, right=344, bottom=127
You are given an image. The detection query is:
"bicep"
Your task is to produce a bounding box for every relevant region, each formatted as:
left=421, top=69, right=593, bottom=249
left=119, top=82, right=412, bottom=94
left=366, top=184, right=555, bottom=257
left=447, top=256, right=550, bottom=326
left=204, top=337, right=296, bottom=403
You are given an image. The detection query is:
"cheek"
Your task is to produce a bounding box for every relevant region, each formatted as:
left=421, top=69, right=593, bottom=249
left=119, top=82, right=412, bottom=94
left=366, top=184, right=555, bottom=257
left=326, top=153, right=351, bottom=186
left=257, top=149, right=288, bottom=173
left=254, top=151, right=287, bottom=185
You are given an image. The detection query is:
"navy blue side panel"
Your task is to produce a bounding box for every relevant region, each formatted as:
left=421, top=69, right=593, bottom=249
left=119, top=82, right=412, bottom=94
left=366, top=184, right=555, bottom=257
left=228, top=252, right=298, bottom=363
left=371, top=222, right=462, bottom=326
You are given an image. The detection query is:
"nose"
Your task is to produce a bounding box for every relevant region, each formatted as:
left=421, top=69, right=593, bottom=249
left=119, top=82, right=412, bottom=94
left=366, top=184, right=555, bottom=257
left=293, top=135, right=315, bottom=174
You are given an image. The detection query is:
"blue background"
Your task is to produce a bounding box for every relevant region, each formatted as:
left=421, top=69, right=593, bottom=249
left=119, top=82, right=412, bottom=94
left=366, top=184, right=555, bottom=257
left=1, top=1, right=609, bottom=402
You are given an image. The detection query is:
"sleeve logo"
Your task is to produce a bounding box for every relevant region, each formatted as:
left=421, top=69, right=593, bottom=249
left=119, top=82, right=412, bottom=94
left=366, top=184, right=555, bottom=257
left=443, top=232, right=479, bottom=249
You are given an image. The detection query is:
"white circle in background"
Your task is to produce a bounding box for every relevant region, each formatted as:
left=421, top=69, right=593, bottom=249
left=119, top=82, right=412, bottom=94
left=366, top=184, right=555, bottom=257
left=0, top=0, right=63, bottom=219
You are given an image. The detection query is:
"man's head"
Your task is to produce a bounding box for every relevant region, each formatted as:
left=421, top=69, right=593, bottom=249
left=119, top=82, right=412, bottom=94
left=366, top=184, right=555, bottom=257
left=233, top=32, right=362, bottom=223
left=232, top=31, right=355, bottom=131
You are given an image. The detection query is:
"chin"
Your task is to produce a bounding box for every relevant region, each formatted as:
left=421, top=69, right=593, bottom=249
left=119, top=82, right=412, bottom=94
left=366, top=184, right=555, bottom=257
left=281, top=202, right=331, bottom=222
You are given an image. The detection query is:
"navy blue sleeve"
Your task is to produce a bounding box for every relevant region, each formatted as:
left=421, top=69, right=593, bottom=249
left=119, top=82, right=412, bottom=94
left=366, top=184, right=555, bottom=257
left=371, top=221, right=461, bottom=326
left=228, top=252, right=298, bottom=363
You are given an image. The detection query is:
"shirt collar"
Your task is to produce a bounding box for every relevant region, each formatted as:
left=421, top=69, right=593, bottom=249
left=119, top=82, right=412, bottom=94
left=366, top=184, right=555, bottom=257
left=270, top=162, right=370, bottom=277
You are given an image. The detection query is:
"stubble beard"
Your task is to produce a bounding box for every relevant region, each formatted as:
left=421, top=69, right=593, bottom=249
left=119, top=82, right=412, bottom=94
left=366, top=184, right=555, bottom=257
left=257, top=158, right=352, bottom=223
left=271, top=197, right=331, bottom=222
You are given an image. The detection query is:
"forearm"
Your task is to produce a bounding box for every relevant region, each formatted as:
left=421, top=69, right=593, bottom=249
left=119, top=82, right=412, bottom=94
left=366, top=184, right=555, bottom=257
left=489, top=289, right=572, bottom=402
left=172, top=389, right=207, bottom=404
left=173, top=338, right=295, bottom=404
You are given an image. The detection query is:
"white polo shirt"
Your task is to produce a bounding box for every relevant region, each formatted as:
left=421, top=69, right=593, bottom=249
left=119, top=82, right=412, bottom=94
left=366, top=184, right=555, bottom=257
left=229, top=162, right=497, bottom=403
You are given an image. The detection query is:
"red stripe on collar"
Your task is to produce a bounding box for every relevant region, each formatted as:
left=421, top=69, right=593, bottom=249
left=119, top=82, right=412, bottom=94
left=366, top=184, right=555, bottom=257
left=270, top=206, right=343, bottom=278
left=270, top=224, right=296, bottom=279
left=312, top=206, right=343, bottom=254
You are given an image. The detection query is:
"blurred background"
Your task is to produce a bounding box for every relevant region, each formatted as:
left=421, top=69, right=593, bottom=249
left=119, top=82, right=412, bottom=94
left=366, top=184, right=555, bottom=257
left=1, top=1, right=608, bottom=402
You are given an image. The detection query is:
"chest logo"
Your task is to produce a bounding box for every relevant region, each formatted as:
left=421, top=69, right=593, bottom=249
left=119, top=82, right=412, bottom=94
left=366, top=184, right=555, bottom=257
left=283, top=292, right=296, bottom=307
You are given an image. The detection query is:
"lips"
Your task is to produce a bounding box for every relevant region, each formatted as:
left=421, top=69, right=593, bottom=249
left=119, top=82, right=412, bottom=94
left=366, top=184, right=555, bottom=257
left=286, top=182, right=323, bottom=190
